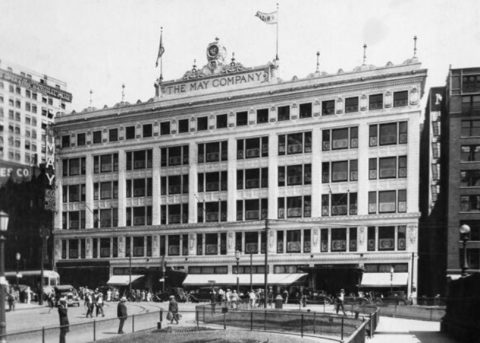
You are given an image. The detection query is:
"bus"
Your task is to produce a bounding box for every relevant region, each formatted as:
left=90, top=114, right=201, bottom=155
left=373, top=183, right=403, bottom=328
left=5, top=270, right=60, bottom=299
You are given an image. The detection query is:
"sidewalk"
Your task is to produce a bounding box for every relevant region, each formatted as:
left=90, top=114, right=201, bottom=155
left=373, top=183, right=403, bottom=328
left=371, top=316, right=460, bottom=343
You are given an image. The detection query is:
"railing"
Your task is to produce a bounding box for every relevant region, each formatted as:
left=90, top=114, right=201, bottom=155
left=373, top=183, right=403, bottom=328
left=0, top=310, right=163, bottom=343
left=195, top=302, right=378, bottom=343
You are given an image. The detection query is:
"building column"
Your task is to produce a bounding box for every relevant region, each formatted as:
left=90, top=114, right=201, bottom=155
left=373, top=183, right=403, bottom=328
left=118, top=148, right=126, bottom=227
left=152, top=147, right=161, bottom=225
left=311, top=128, right=322, bottom=217
left=85, top=153, right=94, bottom=229
left=227, top=136, right=237, bottom=221
left=268, top=133, right=279, bottom=219
left=188, top=142, right=198, bottom=223
left=357, top=122, right=369, bottom=215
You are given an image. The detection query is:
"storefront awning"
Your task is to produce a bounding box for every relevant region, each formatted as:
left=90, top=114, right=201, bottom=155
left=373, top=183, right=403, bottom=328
left=182, top=273, right=307, bottom=287
left=447, top=274, right=462, bottom=280
left=107, top=275, right=144, bottom=286
left=360, top=273, right=409, bottom=287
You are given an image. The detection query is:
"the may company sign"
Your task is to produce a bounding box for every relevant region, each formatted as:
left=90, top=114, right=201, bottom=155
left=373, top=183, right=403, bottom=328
left=162, top=69, right=269, bottom=96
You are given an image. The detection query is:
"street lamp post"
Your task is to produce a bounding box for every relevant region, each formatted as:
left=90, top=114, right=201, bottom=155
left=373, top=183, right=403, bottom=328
left=459, top=224, right=471, bottom=277
left=15, top=252, right=21, bottom=290
left=390, top=266, right=394, bottom=292
left=0, top=211, right=10, bottom=343
left=235, top=250, right=240, bottom=295
left=39, top=225, right=50, bottom=306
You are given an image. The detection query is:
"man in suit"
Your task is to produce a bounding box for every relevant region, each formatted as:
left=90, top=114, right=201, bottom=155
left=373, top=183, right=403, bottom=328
left=117, top=297, right=128, bottom=334
left=168, top=295, right=179, bottom=324
left=58, top=297, right=69, bottom=343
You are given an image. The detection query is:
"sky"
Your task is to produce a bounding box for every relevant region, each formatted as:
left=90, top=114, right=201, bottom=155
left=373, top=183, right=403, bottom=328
left=1, top=0, right=479, bottom=112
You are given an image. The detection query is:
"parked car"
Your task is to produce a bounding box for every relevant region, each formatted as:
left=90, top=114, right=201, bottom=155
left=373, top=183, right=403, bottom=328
left=374, top=291, right=408, bottom=306
left=156, top=287, right=187, bottom=302
left=54, top=285, right=81, bottom=307
left=343, top=295, right=371, bottom=305
left=306, top=292, right=333, bottom=305
left=188, top=287, right=219, bottom=303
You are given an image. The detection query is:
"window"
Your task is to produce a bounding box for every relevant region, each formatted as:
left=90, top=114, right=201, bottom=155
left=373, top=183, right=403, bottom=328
left=461, top=145, right=480, bottom=162
left=369, top=93, right=383, bottom=110
left=238, top=168, right=268, bottom=189
left=125, top=126, right=135, bottom=140
left=299, top=103, right=312, bottom=118
left=93, top=130, right=102, bottom=144
left=197, top=116, right=208, bottom=131
left=368, top=192, right=377, bottom=214
left=322, top=100, right=334, bottom=115
left=277, top=105, right=290, bottom=121
left=109, top=128, right=118, bottom=142
left=94, top=153, right=119, bottom=173
left=162, top=204, right=188, bottom=224
left=460, top=170, right=480, bottom=187
left=369, top=122, right=407, bottom=146
left=236, top=111, right=248, bottom=126
left=378, top=227, right=395, bottom=250
left=286, top=230, right=301, bottom=253
left=461, top=120, right=480, bottom=137
left=143, top=124, right=152, bottom=138
left=394, top=91, right=408, bottom=107
left=162, top=145, right=189, bottom=166
left=197, top=201, right=227, bottom=223
left=198, top=171, right=228, bottom=192
left=216, top=114, right=227, bottom=130
left=126, top=150, right=153, bottom=170
left=62, top=157, right=86, bottom=176
left=462, top=75, right=480, bottom=92
left=323, top=127, right=357, bottom=151
left=160, top=121, right=170, bottom=135
left=460, top=195, right=480, bottom=212
left=32, top=105, right=37, bottom=113
left=126, top=206, right=152, bottom=226
left=257, top=108, right=269, bottom=124
left=462, top=96, right=480, bottom=114
left=62, top=135, right=70, bottom=148
left=345, top=97, right=358, bottom=113
left=179, top=118, right=189, bottom=132
left=379, top=157, right=396, bottom=179
left=126, top=178, right=152, bottom=198
left=237, top=137, right=268, bottom=159
left=77, top=133, right=86, bottom=146
left=379, top=191, right=396, bottom=213
left=278, top=196, right=311, bottom=218
left=198, top=141, right=227, bottom=163
left=331, top=228, right=347, bottom=251
left=399, top=156, right=407, bottom=177
left=237, top=199, right=267, bottom=221
left=162, top=174, right=189, bottom=195
left=278, top=132, right=311, bottom=155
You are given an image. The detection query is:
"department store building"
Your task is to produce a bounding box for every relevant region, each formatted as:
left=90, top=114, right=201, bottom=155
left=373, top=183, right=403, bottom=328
left=53, top=40, right=426, bottom=296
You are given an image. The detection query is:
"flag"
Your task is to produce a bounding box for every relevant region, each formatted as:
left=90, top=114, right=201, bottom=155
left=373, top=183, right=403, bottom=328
left=255, top=11, right=278, bottom=24
left=155, top=30, right=165, bottom=67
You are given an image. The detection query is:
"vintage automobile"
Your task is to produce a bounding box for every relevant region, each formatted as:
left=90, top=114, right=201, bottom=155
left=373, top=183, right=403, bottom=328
left=54, top=285, right=81, bottom=307
left=155, top=287, right=188, bottom=302
left=306, top=292, right=333, bottom=305
left=343, top=295, right=371, bottom=305
left=373, top=291, right=409, bottom=306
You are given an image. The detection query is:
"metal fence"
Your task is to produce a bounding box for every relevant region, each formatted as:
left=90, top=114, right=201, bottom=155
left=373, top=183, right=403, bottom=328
left=195, top=302, right=380, bottom=343
left=0, top=310, right=163, bottom=343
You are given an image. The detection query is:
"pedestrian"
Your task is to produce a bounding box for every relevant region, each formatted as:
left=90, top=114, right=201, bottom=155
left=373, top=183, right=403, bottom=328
left=267, top=287, right=274, bottom=308
left=231, top=290, right=239, bottom=309
left=106, top=288, right=112, bottom=302
left=58, top=297, right=70, bottom=343
left=335, top=289, right=346, bottom=316
left=146, top=291, right=152, bottom=302
left=249, top=290, right=256, bottom=308
left=95, top=291, right=105, bottom=317
left=168, top=295, right=179, bottom=324
left=85, top=291, right=94, bottom=318
left=26, top=286, right=32, bottom=304
left=225, top=289, right=231, bottom=308
left=7, top=290, right=15, bottom=311
left=210, top=290, right=217, bottom=315
left=48, top=291, right=56, bottom=313
left=282, top=288, right=289, bottom=304
left=117, top=296, right=128, bottom=334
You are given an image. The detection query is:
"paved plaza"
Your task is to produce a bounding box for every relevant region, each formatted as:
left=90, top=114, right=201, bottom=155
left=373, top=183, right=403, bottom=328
left=4, top=302, right=462, bottom=343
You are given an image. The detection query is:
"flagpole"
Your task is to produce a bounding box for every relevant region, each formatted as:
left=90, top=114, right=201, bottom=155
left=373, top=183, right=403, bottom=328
left=160, top=27, right=163, bottom=81
left=276, top=3, right=279, bottom=61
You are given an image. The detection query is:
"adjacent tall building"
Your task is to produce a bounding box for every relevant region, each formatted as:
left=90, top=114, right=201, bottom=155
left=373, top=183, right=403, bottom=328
left=53, top=40, right=426, bottom=296
left=420, top=67, right=480, bottom=296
